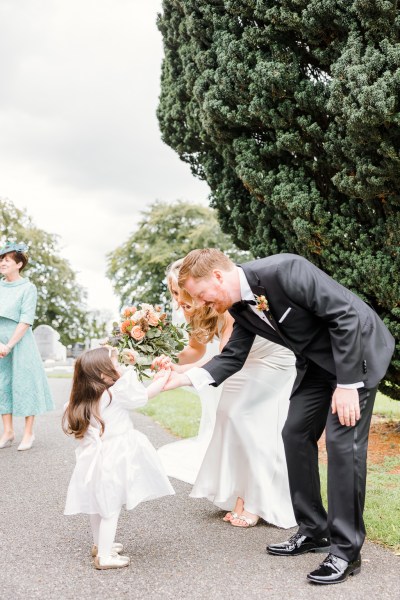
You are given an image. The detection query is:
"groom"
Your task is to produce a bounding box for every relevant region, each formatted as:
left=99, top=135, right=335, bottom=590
left=164, top=248, right=395, bottom=585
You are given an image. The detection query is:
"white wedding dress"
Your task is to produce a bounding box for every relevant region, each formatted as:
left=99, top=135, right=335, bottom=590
left=190, top=336, right=297, bottom=528
left=157, top=337, right=222, bottom=484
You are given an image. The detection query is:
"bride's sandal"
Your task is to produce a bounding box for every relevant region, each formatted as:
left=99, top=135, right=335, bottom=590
left=230, top=514, right=260, bottom=528
left=222, top=511, right=239, bottom=522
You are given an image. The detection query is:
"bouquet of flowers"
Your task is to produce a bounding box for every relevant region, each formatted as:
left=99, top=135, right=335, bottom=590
left=108, top=303, right=188, bottom=380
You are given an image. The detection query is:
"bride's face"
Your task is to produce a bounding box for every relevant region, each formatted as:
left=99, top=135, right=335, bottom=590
left=170, top=281, right=193, bottom=312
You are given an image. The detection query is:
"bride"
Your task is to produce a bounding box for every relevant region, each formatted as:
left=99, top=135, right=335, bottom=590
left=158, top=259, right=296, bottom=529
left=157, top=262, right=221, bottom=485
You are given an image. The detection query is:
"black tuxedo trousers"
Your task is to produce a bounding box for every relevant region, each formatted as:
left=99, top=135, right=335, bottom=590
left=282, top=360, right=377, bottom=562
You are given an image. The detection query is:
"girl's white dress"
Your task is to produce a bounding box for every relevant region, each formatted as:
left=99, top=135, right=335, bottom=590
left=64, top=368, right=174, bottom=519
left=190, top=336, right=297, bottom=528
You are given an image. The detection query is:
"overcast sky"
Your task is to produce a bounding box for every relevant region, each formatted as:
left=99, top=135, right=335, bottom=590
left=0, top=0, right=209, bottom=318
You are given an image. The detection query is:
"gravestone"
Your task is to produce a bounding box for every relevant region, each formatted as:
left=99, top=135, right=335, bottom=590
left=33, top=324, right=67, bottom=361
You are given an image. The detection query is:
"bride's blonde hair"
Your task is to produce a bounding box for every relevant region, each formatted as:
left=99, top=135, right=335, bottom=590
left=166, top=259, right=229, bottom=344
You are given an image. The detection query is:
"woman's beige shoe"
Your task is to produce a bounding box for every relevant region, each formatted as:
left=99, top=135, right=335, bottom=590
left=230, top=514, right=260, bottom=528
left=0, top=434, right=15, bottom=449
left=91, top=542, right=124, bottom=557
left=17, top=435, right=35, bottom=451
left=94, top=554, right=130, bottom=570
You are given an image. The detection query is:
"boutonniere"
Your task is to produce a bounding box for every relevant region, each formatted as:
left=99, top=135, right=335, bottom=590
left=255, top=295, right=269, bottom=312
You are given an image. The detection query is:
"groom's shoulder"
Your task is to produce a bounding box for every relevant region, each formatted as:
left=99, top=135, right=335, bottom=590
left=241, top=253, right=308, bottom=271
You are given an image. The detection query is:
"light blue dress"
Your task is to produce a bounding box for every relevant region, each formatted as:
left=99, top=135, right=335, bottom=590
left=0, top=278, right=54, bottom=416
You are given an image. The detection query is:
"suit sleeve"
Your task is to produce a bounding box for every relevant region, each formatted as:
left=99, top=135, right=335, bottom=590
left=201, top=321, right=255, bottom=386
left=277, top=258, right=364, bottom=385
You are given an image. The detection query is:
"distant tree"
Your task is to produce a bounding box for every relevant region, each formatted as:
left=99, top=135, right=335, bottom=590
left=106, top=200, right=253, bottom=309
left=157, top=1, right=400, bottom=399
left=1, top=198, right=90, bottom=345
left=86, top=309, right=113, bottom=341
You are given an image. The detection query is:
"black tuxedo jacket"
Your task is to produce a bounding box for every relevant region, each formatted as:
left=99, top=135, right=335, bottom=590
left=202, top=254, right=395, bottom=391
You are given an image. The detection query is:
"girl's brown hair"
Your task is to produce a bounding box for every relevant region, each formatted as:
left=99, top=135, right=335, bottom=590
left=166, top=259, right=229, bottom=344
left=62, top=347, right=120, bottom=439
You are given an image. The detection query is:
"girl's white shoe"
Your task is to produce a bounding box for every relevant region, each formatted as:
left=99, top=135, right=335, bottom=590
left=94, top=554, right=130, bottom=570
left=91, top=542, right=123, bottom=557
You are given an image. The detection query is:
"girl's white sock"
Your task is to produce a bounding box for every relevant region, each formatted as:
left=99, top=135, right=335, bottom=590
left=97, top=511, right=120, bottom=559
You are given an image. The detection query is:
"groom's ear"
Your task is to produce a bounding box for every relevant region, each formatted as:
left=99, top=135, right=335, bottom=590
left=213, top=269, right=224, bottom=284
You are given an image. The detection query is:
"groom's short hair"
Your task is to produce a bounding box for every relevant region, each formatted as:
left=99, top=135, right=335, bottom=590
left=178, top=248, right=234, bottom=287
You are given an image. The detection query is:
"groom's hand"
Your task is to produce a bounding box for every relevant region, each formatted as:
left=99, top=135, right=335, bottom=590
left=162, top=371, right=191, bottom=391
left=331, top=388, right=360, bottom=426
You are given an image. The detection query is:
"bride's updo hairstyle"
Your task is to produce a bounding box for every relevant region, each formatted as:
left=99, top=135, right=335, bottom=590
left=166, top=258, right=229, bottom=344
left=178, top=248, right=235, bottom=288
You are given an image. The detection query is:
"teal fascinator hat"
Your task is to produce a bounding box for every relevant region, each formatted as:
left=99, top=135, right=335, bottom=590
left=0, top=240, right=29, bottom=257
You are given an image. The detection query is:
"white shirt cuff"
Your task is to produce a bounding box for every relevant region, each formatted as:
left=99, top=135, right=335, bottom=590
left=186, top=367, right=215, bottom=392
left=337, top=382, right=364, bottom=389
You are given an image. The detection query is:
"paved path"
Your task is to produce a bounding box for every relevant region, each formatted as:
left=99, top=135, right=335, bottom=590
left=0, top=378, right=398, bottom=600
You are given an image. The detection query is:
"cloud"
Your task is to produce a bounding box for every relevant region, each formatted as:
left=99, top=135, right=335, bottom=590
left=0, top=0, right=209, bottom=316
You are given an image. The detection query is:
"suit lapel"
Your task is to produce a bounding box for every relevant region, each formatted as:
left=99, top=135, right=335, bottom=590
left=239, top=262, right=296, bottom=353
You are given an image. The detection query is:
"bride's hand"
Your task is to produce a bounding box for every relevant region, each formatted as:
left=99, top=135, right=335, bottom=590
left=151, top=354, right=172, bottom=371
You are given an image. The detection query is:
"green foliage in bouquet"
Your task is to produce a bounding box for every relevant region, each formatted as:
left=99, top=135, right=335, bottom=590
left=109, top=303, right=188, bottom=380
left=157, top=0, right=400, bottom=399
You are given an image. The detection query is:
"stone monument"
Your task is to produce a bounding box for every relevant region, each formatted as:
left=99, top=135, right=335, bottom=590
left=33, top=324, right=67, bottom=362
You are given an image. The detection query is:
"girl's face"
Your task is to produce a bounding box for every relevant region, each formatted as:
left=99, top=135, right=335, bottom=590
left=0, top=253, right=22, bottom=280
left=111, top=355, right=119, bottom=370
left=100, top=350, right=120, bottom=384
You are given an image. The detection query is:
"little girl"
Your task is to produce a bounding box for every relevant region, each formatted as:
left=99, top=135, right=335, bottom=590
left=62, top=346, right=174, bottom=570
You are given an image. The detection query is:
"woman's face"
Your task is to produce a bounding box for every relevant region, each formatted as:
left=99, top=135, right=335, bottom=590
left=0, top=253, right=23, bottom=280
left=170, top=280, right=180, bottom=302
left=170, top=280, right=193, bottom=312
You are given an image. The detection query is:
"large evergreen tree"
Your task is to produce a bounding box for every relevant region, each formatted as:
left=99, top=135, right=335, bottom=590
left=1, top=198, right=91, bottom=345
left=157, top=0, right=400, bottom=398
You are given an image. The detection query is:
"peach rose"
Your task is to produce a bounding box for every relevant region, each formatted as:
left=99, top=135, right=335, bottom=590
left=147, top=312, right=160, bottom=327
left=120, top=319, right=134, bottom=334
left=123, top=306, right=137, bottom=318
left=130, top=326, right=145, bottom=341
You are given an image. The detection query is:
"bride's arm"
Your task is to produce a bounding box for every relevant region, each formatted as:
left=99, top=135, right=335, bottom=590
left=177, top=313, right=235, bottom=372
left=178, top=335, right=206, bottom=365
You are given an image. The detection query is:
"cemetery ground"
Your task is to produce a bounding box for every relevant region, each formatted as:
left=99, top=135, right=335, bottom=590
left=0, top=378, right=398, bottom=600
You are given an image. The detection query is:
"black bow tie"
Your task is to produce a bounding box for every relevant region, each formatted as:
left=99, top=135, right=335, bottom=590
left=232, top=299, right=256, bottom=312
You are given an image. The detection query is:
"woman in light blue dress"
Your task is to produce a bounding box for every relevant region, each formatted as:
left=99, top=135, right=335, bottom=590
left=0, top=241, right=54, bottom=451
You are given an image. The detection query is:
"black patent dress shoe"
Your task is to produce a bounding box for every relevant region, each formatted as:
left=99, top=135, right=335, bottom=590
left=307, top=553, right=361, bottom=584
left=267, top=531, right=331, bottom=556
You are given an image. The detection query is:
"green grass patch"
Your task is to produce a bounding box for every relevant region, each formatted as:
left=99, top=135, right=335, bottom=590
left=319, top=457, right=400, bottom=553
left=46, top=372, right=73, bottom=378
left=374, top=392, right=400, bottom=420
left=138, top=388, right=201, bottom=438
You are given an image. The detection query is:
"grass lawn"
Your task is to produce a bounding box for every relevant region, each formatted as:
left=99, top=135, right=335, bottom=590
left=141, top=388, right=400, bottom=552
left=374, top=392, right=400, bottom=420
left=138, top=388, right=201, bottom=439
left=47, top=372, right=73, bottom=378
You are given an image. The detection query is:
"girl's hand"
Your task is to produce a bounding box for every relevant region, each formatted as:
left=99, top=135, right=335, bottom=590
left=147, top=368, right=171, bottom=400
